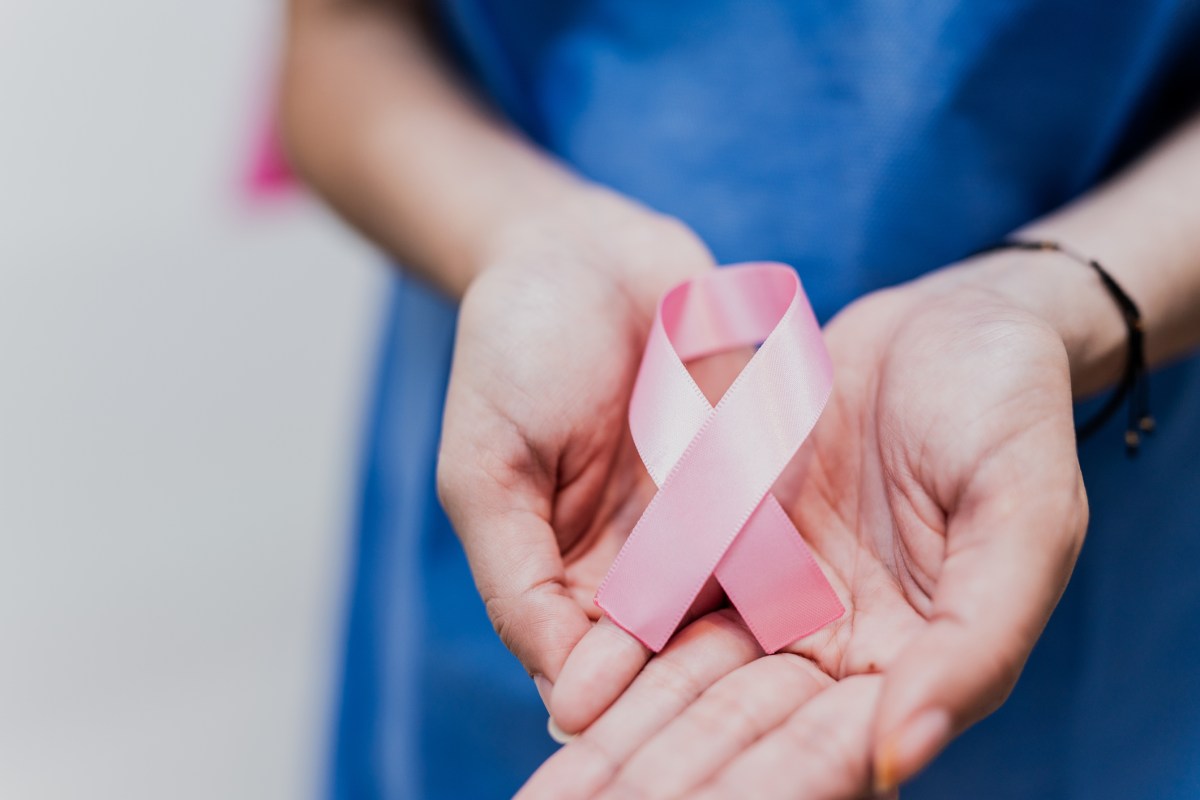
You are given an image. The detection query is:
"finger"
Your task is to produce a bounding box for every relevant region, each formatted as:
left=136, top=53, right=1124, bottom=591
left=550, top=616, right=652, bottom=734
left=468, top=507, right=594, bottom=683
left=599, top=653, right=830, bottom=799
left=438, top=430, right=593, bottom=686
left=518, top=610, right=761, bottom=800
left=692, top=674, right=883, bottom=800
left=872, top=438, right=1087, bottom=791
left=552, top=576, right=726, bottom=734
left=437, top=352, right=606, bottom=686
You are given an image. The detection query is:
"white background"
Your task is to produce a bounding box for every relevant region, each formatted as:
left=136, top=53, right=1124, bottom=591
left=0, top=2, right=384, bottom=797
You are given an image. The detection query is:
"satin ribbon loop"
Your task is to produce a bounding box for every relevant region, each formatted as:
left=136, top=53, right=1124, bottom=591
left=595, top=263, right=843, bottom=653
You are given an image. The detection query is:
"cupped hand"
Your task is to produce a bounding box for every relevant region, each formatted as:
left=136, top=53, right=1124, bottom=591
left=436, top=193, right=715, bottom=699
left=525, top=261, right=1089, bottom=798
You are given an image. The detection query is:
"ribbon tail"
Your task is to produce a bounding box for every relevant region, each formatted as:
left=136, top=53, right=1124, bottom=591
left=715, top=494, right=843, bottom=653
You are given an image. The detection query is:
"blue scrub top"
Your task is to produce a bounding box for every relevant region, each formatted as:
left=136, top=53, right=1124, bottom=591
left=331, top=2, right=1200, bottom=798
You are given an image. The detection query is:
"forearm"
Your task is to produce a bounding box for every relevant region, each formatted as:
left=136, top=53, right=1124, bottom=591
left=959, top=111, right=1200, bottom=396
left=280, top=0, right=609, bottom=297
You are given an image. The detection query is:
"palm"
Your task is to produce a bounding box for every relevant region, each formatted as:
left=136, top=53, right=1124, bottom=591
left=437, top=213, right=714, bottom=681
left=782, top=287, right=994, bottom=677
left=526, top=278, right=1086, bottom=799
left=473, top=261, right=656, bottom=607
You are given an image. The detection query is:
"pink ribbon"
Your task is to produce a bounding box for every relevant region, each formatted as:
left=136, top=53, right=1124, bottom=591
left=595, top=263, right=844, bottom=653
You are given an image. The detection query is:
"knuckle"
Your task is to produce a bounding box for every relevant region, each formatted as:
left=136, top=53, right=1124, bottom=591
left=690, top=686, right=757, bottom=743
left=642, top=655, right=705, bottom=706
left=483, top=578, right=569, bottom=667
left=486, top=593, right=542, bottom=664
left=484, top=594, right=518, bottom=646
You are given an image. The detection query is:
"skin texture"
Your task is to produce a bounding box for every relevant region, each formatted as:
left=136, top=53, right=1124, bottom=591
left=519, top=268, right=1088, bottom=799
left=282, top=2, right=1200, bottom=795
left=437, top=204, right=715, bottom=686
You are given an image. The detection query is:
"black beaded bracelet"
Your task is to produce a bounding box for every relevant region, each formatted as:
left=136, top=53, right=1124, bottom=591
left=972, top=239, right=1154, bottom=456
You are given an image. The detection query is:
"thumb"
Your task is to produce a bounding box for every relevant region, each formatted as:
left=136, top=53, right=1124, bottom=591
left=871, top=458, right=1088, bottom=792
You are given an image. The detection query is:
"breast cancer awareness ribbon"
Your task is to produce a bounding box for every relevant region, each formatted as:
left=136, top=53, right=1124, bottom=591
left=595, top=263, right=844, bottom=653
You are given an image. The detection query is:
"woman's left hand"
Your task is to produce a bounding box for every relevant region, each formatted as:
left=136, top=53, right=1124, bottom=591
left=520, top=261, right=1090, bottom=799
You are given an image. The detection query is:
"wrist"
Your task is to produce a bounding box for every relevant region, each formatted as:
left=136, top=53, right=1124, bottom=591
left=930, top=247, right=1127, bottom=396
left=476, top=185, right=715, bottom=319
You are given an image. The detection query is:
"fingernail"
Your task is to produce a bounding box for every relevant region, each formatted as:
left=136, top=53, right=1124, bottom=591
left=533, top=674, right=553, bottom=713
left=534, top=676, right=574, bottom=744
left=873, top=709, right=951, bottom=793
left=547, top=716, right=576, bottom=745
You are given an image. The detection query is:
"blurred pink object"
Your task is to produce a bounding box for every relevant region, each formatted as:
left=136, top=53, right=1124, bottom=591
left=244, top=112, right=296, bottom=198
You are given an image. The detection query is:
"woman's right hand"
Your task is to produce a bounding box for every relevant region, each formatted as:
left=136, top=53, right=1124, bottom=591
left=436, top=191, right=715, bottom=706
